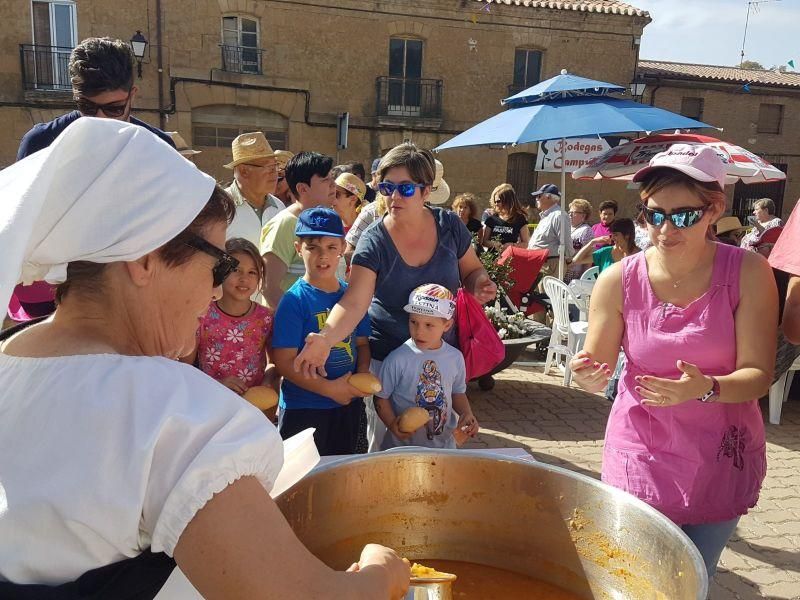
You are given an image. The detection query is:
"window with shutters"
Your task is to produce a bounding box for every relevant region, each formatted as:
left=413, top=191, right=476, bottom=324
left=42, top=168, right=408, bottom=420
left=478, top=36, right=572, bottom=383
left=220, top=15, right=262, bottom=74
left=680, top=97, right=704, bottom=121
left=192, top=106, right=287, bottom=149
left=757, top=104, right=783, bottom=134
left=509, top=49, right=542, bottom=96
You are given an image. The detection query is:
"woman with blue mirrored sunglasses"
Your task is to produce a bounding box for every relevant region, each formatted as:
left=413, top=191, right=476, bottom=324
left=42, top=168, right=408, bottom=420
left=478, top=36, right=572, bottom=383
left=568, top=145, right=777, bottom=582
left=377, top=181, right=426, bottom=198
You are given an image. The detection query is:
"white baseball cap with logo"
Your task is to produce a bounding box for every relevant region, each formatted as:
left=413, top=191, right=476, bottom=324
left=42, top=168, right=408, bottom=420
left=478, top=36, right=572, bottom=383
left=403, top=283, right=456, bottom=320
left=632, top=144, right=727, bottom=191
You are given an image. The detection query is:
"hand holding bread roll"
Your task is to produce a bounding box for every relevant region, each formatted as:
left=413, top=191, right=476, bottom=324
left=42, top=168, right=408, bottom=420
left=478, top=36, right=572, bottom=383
left=397, top=407, right=430, bottom=434
left=243, top=386, right=279, bottom=410
left=348, top=373, right=382, bottom=395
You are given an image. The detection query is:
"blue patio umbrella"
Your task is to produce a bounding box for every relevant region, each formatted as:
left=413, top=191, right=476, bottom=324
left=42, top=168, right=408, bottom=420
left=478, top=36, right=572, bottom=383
left=434, top=70, right=717, bottom=277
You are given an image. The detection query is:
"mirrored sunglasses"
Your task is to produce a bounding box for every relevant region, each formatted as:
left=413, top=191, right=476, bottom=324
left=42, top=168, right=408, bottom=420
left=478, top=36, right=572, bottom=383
left=378, top=181, right=426, bottom=198
left=184, top=234, right=239, bottom=287
left=641, top=205, right=706, bottom=229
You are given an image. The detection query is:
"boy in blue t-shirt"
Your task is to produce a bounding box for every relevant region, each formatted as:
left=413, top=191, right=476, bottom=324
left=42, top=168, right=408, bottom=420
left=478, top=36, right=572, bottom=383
left=272, top=207, right=371, bottom=455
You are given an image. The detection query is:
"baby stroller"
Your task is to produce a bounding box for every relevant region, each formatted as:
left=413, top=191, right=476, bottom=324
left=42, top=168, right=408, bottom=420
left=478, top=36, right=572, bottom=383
left=495, top=247, right=550, bottom=315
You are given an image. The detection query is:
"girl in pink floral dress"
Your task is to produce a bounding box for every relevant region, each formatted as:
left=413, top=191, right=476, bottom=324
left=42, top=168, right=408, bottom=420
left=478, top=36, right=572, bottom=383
left=195, top=238, right=274, bottom=395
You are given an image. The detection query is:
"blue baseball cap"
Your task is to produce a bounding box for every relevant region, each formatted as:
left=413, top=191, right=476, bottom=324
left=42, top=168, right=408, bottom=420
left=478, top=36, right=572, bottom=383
left=371, top=158, right=381, bottom=174
left=531, top=183, right=561, bottom=198
left=295, top=207, right=344, bottom=238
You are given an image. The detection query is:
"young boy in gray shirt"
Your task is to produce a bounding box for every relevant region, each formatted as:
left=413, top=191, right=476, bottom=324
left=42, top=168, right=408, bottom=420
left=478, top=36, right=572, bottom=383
left=375, top=284, right=479, bottom=450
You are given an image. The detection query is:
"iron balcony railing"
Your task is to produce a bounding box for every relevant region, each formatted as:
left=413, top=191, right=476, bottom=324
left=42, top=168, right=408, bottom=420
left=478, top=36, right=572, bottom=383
left=20, top=44, right=72, bottom=91
left=220, top=44, right=264, bottom=75
left=376, top=76, right=443, bottom=119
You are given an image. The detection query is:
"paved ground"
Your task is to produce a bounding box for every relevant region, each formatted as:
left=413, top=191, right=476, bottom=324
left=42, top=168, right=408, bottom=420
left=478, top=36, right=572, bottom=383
left=463, top=365, right=800, bottom=600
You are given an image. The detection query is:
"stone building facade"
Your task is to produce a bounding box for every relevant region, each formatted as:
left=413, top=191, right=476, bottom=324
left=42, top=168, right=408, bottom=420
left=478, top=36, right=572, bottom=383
left=639, top=60, right=800, bottom=219
left=1, top=0, right=650, bottom=213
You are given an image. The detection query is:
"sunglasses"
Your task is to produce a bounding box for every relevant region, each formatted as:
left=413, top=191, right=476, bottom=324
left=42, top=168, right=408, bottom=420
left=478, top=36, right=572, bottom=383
left=75, top=89, right=132, bottom=118
left=378, top=181, right=426, bottom=197
left=184, top=234, right=239, bottom=287
left=640, top=205, right=706, bottom=229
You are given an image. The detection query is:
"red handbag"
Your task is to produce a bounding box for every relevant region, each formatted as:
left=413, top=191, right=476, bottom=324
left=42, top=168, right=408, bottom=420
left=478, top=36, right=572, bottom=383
left=455, top=288, right=505, bottom=381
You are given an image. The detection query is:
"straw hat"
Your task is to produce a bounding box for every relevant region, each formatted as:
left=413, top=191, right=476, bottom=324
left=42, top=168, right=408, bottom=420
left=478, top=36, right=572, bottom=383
left=428, top=159, right=451, bottom=205
left=167, top=131, right=201, bottom=157
left=715, top=216, right=747, bottom=236
left=335, top=172, right=366, bottom=202
left=275, top=150, right=294, bottom=170
left=224, top=132, right=276, bottom=169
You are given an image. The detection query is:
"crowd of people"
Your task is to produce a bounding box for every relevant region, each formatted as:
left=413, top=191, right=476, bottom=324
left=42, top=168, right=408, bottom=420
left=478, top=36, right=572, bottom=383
left=1, top=35, right=797, bottom=599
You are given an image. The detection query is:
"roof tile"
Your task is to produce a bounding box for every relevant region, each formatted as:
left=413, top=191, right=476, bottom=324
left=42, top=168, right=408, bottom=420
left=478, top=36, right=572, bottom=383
left=473, top=0, right=649, bottom=17
left=639, top=60, right=800, bottom=89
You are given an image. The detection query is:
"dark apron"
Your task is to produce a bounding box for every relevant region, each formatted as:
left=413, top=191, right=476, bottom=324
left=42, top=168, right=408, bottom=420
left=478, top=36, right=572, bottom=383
left=0, top=321, right=177, bottom=599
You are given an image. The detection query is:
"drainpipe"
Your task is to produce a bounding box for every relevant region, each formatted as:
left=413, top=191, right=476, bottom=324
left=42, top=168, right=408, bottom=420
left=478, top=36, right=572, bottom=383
left=156, top=0, right=165, bottom=129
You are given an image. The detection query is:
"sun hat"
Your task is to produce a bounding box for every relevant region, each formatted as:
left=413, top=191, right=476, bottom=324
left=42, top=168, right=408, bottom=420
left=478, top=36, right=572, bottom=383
left=167, top=131, right=201, bottom=157
left=531, top=183, right=561, bottom=198
left=403, top=283, right=456, bottom=320
left=275, top=150, right=294, bottom=170
left=335, top=172, right=366, bottom=202
left=632, top=144, right=727, bottom=191
left=224, top=132, right=276, bottom=169
left=715, top=216, right=748, bottom=236
left=427, top=159, right=451, bottom=205
left=0, top=117, right=216, bottom=318
left=295, top=207, right=345, bottom=238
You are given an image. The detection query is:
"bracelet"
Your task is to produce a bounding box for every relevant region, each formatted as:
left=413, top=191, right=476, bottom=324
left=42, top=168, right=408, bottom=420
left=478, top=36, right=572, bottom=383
left=698, top=376, right=720, bottom=403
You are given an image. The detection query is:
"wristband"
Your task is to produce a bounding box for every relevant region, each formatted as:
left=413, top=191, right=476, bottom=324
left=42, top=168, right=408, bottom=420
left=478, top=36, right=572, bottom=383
left=698, top=376, right=719, bottom=403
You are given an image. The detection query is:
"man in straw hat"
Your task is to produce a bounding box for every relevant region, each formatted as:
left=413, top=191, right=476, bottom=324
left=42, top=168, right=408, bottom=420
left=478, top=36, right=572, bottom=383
left=274, top=149, right=295, bottom=206
left=225, top=132, right=286, bottom=248
left=715, top=216, right=748, bottom=246
left=7, top=37, right=176, bottom=329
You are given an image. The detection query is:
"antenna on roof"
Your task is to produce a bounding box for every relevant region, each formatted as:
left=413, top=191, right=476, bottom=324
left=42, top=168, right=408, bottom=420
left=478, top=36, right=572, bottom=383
left=740, top=0, right=781, bottom=68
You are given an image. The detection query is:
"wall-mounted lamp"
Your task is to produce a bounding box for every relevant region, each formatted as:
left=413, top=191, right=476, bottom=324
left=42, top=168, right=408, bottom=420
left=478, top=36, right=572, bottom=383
left=629, top=74, right=646, bottom=102
left=130, top=30, right=148, bottom=78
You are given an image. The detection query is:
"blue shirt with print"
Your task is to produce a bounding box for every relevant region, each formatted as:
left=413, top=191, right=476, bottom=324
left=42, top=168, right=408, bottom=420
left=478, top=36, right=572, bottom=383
left=272, top=278, right=371, bottom=409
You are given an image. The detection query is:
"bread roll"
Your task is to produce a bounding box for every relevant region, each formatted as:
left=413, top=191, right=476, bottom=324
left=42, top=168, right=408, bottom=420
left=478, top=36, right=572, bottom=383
left=243, top=386, right=279, bottom=410
left=398, top=407, right=430, bottom=434
left=349, top=373, right=382, bottom=394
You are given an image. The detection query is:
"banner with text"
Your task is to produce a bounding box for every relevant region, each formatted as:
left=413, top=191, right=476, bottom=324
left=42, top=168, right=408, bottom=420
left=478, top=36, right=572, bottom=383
left=535, top=138, right=612, bottom=173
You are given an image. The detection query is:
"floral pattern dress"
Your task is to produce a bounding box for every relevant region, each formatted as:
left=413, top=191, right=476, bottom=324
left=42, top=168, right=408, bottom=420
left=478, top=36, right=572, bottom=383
left=196, top=302, right=274, bottom=387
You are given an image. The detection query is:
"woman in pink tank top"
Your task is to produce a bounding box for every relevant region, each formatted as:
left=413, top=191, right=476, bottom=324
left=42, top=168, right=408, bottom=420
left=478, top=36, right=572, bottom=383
left=570, top=145, right=777, bottom=580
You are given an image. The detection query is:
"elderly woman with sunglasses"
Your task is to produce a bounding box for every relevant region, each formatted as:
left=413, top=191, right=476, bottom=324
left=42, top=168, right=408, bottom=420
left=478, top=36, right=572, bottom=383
left=569, top=145, right=776, bottom=581
left=292, top=143, right=496, bottom=450
left=0, top=119, right=409, bottom=599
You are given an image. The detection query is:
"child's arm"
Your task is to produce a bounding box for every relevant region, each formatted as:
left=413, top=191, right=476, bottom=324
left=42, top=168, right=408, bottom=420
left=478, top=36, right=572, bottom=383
left=273, top=347, right=364, bottom=405
left=355, top=336, right=371, bottom=374
left=452, top=393, right=479, bottom=438
left=374, top=396, right=413, bottom=442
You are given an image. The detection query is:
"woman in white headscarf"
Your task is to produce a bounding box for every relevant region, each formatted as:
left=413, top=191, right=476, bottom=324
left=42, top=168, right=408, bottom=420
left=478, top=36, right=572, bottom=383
left=0, top=118, right=408, bottom=599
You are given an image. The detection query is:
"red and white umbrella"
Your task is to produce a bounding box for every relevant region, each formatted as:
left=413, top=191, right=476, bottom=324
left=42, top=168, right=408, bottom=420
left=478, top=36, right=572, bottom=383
left=572, top=133, right=786, bottom=185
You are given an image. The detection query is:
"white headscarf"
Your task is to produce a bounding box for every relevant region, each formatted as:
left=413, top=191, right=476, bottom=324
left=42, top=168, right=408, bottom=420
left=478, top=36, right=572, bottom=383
left=0, top=117, right=216, bottom=316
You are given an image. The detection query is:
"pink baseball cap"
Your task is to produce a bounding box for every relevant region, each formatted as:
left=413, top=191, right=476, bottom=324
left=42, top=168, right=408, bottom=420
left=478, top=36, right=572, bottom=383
left=632, top=144, right=727, bottom=191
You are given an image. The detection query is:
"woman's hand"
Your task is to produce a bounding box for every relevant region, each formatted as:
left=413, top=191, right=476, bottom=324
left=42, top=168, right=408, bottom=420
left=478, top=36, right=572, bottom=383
left=457, top=411, right=479, bottom=438
left=357, top=544, right=410, bottom=600
left=568, top=350, right=612, bottom=393
left=636, top=360, right=712, bottom=407
left=220, top=376, right=248, bottom=395
left=469, top=272, right=497, bottom=304
left=293, top=332, right=332, bottom=378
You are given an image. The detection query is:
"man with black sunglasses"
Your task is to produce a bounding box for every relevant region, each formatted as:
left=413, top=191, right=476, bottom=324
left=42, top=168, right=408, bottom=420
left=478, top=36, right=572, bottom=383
left=8, top=38, right=175, bottom=329
left=16, top=37, right=175, bottom=160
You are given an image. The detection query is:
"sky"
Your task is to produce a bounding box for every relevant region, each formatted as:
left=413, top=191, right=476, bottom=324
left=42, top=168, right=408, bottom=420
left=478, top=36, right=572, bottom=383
left=633, top=0, right=798, bottom=70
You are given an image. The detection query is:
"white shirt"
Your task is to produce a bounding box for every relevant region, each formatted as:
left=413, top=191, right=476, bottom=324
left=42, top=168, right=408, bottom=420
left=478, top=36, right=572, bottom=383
left=225, top=181, right=286, bottom=247
left=0, top=352, right=282, bottom=585
left=528, top=204, right=574, bottom=258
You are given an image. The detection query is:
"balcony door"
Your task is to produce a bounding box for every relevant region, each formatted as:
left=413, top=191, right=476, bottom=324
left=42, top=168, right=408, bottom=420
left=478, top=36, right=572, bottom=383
left=388, top=38, right=422, bottom=116
left=31, top=0, right=76, bottom=89
left=222, top=16, right=260, bottom=74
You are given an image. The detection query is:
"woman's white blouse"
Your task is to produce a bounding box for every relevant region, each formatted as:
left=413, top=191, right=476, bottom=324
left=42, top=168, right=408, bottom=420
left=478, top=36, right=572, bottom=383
left=0, top=352, right=283, bottom=585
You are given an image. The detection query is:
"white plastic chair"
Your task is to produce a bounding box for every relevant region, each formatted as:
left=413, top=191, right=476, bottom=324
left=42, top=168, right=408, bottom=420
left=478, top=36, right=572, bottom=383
left=542, top=276, right=589, bottom=386
left=580, top=265, right=600, bottom=281
left=768, top=355, right=800, bottom=425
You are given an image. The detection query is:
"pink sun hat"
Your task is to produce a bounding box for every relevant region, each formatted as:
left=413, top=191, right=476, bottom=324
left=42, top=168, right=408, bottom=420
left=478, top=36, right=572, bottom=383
left=632, top=144, right=727, bottom=191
